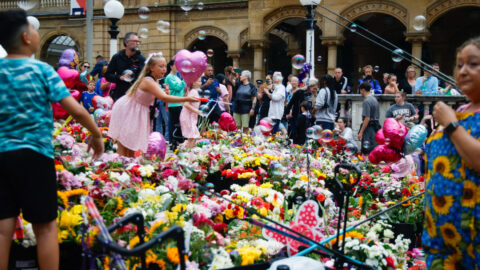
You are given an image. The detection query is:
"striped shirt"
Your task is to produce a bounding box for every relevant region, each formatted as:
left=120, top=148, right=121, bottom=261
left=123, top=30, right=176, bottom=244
left=0, top=58, right=71, bottom=158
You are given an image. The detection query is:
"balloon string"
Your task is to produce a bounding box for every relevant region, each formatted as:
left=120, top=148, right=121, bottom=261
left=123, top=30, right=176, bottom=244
left=53, top=115, right=73, bottom=136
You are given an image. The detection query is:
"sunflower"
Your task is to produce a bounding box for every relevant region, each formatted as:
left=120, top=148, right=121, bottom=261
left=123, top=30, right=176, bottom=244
left=432, top=195, right=454, bottom=215
left=462, top=181, right=477, bottom=208
left=440, top=223, right=462, bottom=246
left=443, top=254, right=463, bottom=270
left=456, top=112, right=473, bottom=121
left=432, top=156, right=454, bottom=179
left=427, top=129, right=444, bottom=143
left=425, top=210, right=437, bottom=237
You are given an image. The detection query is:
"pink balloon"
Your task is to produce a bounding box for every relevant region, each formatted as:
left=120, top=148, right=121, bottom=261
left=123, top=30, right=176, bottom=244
left=57, top=66, right=80, bottom=89
left=174, top=49, right=207, bottom=86
left=375, top=129, right=385, bottom=145
left=92, top=96, right=113, bottom=110
left=368, top=145, right=402, bottom=164
left=52, top=90, right=81, bottom=120
left=383, top=118, right=407, bottom=151
left=147, top=132, right=167, bottom=160
left=218, top=112, right=237, bottom=132
left=259, top=119, right=273, bottom=131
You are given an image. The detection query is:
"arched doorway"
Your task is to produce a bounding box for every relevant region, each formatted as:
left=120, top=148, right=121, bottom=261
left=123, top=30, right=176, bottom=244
left=425, top=7, right=480, bottom=75
left=338, top=13, right=410, bottom=89
left=189, top=36, right=232, bottom=75
left=41, top=35, right=79, bottom=69
left=266, top=17, right=325, bottom=80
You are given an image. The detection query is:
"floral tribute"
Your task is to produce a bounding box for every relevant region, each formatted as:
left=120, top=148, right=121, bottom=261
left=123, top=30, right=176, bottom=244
left=11, top=120, right=426, bottom=270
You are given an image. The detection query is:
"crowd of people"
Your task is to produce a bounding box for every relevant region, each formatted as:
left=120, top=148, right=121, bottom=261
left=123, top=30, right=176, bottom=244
left=1, top=9, right=480, bottom=270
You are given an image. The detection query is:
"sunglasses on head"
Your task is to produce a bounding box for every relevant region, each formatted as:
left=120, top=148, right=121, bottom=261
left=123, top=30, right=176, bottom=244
left=84, top=65, right=90, bottom=68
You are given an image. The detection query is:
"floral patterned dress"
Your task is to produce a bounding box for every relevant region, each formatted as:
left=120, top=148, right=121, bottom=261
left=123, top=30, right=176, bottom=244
left=423, top=107, right=480, bottom=269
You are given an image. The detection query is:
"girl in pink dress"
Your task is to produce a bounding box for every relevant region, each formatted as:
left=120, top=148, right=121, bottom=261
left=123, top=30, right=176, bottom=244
left=108, top=53, right=197, bottom=157
left=180, top=78, right=203, bottom=148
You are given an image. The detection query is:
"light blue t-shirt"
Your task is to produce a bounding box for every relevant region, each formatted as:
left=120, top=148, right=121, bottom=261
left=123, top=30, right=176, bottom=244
left=415, top=75, right=439, bottom=95
left=0, top=58, right=71, bottom=158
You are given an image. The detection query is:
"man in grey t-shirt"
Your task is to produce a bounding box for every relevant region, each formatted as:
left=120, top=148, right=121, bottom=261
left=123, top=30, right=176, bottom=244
left=385, top=92, right=419, bottom=126
left=358, top=82, right=380, bottom=154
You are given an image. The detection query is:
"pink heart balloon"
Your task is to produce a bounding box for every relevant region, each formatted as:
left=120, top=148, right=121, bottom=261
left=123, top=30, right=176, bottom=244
left=375, top=129, right=385, bottom=145
left=368, top=144, right=402, bottom=164
left=52, top=90, right=81, bottom=119
left=383, top=118, right=407, bottom=151
left=174, top=49, right=207, bottom=86
left=218, top=112, right=237, bottom=132
left=57, top=66, right=80, bottom=89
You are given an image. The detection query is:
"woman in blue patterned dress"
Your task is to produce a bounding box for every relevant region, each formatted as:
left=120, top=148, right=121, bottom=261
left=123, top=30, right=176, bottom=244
left=423, top=37, right=480, bottom=269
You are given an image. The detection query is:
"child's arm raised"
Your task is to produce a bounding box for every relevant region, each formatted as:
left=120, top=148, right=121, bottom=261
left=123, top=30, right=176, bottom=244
left=140, top=77, right=197, bottom=103
left=59, top=96, right=104, bottom=159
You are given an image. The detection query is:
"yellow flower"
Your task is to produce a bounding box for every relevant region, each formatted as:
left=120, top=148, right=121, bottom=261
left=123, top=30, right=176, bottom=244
left=462, top=181, right=477, bottom=208
left=171, top=204, right=187, bottom=213
left=115, top=197, right=123, bottom=212
left=58, top=230, right=69, bottom=243
left=328, top=231, right=364, bottom=247
left=214, top=213, right=224, bottom=223
left=425, top=210, right=437, bottom=237
left=259, top=207, right=268, bottom=217
left=358, top=196, right=364, bottom=209
left=299, top=175, right=308, bottom=182
left=55, top=164, right=65, bottom=171
left=149, top=221, right=165, bottom=237
left=142, top=183, right=156, bottom=190
left=224, top=209, right=235, bottom=220
left=129, top=236, right=140, bottom=249
left=432, top=195, right=454, bottom=215
left=236, top=207, right=245, bottom=219
left=440, top=223, right=461, bottom=246
left=260, top=183, right=273, bottom=189
left=238, top=245, right=264, bottom=265
left=58, top=210, right=83, bottom=229
left=432, top=156, right=454, bottom=179
left=166, top=247, right=180, bottom=264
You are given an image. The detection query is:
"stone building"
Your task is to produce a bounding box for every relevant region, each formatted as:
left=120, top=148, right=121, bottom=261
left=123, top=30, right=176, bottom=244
left=1, top=0, right=479, bottom=83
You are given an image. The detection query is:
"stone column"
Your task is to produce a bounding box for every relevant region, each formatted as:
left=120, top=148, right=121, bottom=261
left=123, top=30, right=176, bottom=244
left=249, top=39, right=267, bottom=82
left=405, top=32, right=430, bottom=75
left=321, top=37, right=344, bottom=75
left=227, top=51, right=241, bottom=68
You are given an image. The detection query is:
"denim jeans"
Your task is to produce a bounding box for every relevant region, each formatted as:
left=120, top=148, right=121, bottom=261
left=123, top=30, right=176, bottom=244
left=155, top=100, right=170, bottom=142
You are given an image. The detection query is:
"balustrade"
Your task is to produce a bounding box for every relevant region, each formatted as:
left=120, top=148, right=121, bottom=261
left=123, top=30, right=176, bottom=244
left=337, top=94, right=468, bottom=145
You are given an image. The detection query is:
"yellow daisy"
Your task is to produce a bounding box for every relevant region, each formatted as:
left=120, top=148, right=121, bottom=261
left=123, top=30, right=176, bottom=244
left=432, top=156, right=454, bottom=179
left=462, top=181, right=477, bottom=208
left=425, top=210, right=437, bottom=237
left=440, top=223, right=462, bottom=246
left=432, top=195, right=454, bottom=215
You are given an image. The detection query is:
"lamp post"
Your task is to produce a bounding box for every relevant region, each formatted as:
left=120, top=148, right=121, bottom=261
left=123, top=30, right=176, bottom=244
left=300, top=0, right=320, bottom=78
left=104, top=0, right=124, bottom=59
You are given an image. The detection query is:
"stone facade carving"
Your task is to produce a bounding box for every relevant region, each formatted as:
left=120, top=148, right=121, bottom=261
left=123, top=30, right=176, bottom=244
left=426, top=0, right=480, bottom=25
left=184, top=26, right=229, bottom=48
left=340, top=0, right=408, bottom=27
left=263, top=5, right=309, bottom=32
left=240, top=28, right=249, bottom=48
